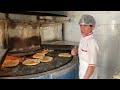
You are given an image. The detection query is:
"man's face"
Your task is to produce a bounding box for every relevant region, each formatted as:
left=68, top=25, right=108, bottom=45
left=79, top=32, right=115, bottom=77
left=80, top=24, right=95, bottom=36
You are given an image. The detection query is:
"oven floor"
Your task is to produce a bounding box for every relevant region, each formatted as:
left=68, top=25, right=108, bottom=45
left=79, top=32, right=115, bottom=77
left=0, top=50, right=72, bottom=77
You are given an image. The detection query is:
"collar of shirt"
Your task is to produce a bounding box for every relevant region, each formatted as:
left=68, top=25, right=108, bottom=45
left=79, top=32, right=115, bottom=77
left=80, top=32, right=94, bottom=40
left=83, top=32, right=93, bottom=37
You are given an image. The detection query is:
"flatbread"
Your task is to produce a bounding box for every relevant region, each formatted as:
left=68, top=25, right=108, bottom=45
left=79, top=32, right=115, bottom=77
left=22, top=59, right=40, bottom=66
left=40, top=56, right=53, bottom=62
left=41, top=51, right=48, bottom=54
left=48, top=49, right=54, bottom=52
left=32, top=53, right=45, bottom=59
left=41, top=49, right=54, bottom=54
left=2, top=59, right=19, bottom=68
left=58, top=53, right=71, bottom=57
left=43, top=49, right=54, bottom=52
left=36, top=52, right=46, bottom=55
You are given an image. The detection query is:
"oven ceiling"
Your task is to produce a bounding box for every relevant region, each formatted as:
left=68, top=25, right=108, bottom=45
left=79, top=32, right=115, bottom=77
left=0, top=11, right=67, bottom=17
left=25, top=11, right=67, bottom=16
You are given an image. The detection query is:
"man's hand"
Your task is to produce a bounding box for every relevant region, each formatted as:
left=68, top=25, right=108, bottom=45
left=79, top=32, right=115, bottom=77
left=71, top=48, right=78, bottom=56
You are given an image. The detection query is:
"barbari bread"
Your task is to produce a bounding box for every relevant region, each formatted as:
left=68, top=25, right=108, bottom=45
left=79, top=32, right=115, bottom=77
left=40, top=49, right=54, bottom=54
left=36, top=52, right=46, bottom=55
left=22, top=59, right=40, bottom=65
left=40, top=56, right=53, bottom=62
left=58, top=53, right=71, bottom=57
left=2, top=59, right=19, bottom=68
left=32, top=53, right=45, bottom=59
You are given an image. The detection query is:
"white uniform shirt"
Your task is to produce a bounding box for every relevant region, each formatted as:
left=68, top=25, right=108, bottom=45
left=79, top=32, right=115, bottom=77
left=78, top=33, right=99, bottom=79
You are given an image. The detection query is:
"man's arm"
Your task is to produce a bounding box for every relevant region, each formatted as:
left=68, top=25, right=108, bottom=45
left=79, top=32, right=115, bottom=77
left=84, top=40, right=98, bottom=79
left=83, top=65, right=95, bottom=79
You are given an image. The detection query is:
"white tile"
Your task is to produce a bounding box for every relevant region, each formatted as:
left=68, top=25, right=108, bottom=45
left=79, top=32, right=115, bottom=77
left=97, top=67, right=116, bottom=79
left=107, top=24, right=120, bottom=36
left=94, top=24, right=108, bottom=35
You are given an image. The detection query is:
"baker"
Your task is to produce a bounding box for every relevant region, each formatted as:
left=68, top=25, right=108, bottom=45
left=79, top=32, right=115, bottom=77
left=71, top=14, right=99, bottom=79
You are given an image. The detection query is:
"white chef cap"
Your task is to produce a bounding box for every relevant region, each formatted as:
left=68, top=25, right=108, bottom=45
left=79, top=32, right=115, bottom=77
left=79, top=14, right=96, bottom=25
